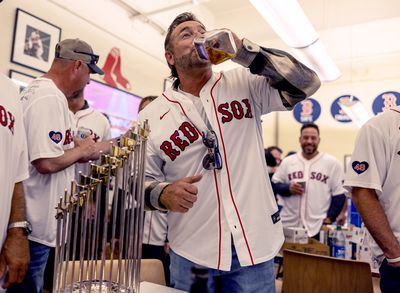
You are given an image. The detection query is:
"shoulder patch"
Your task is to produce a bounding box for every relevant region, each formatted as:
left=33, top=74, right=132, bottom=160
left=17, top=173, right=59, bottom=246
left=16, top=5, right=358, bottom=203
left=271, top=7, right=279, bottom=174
left=352, top=161, right=369, bottom=174
left=49, top=131, right=63, bottom=143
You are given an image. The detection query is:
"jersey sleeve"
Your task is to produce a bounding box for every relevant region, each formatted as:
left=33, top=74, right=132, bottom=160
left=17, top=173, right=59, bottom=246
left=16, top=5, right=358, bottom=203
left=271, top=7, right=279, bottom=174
left=329, top=160, right=346, bottom=196
left=344, top=122, right=386, bottom=193
left=9, top=85, right=29, bottom=183
left=24, top=96, right=67, bottom=162
left=272, top=159, right=289, bottom=184
left=247, top=72, right=288, bottom=115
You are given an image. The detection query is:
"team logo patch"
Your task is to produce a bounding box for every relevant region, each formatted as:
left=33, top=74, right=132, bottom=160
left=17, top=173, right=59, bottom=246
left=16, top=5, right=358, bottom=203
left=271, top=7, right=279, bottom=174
left=49, top=131, right=63, bottom=143
left=352, top=161, right=369, bottom=174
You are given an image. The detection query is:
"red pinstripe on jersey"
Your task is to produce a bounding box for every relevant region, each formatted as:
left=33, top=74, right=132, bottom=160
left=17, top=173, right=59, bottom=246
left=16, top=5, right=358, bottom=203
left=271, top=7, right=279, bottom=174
left=209, top=73, right=255, bottom=265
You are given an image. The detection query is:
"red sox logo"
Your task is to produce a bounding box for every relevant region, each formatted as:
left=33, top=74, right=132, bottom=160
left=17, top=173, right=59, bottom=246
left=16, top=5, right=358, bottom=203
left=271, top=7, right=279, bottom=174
left=160, top=121, right=199, bottom=161
left=218, top=99, right=253, bottom=123
left=160, top=99, right=254, bottom=161
left=0, top=104, right=15, bottom=135
left=288, top=170, right=329, bottom=183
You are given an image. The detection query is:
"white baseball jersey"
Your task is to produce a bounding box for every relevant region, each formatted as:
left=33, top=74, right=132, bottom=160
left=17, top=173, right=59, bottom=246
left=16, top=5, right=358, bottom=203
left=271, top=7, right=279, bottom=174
left=73, top=104, right=111, bottom=178
left=344, top=107, right=400, bottom=262
left=0, top=74, right=29, bottom=259
left=142, top=211, right=168, bottom=246
left=21, top=78, right=75, bottom=247
left=139, top=68, right=286, bottom=270
left=272, top=152, right=346, bottom=237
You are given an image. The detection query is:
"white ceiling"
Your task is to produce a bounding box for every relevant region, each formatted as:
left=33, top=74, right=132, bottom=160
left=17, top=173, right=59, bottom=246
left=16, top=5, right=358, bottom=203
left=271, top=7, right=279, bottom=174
left=49, top=0, right=400, bottom=75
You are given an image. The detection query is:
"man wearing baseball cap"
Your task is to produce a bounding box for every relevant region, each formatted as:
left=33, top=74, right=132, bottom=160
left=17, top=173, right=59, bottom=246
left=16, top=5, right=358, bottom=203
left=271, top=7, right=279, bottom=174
left=55, top=38, right=104, bottom=75
left=8, top=39, right=103, bottom=293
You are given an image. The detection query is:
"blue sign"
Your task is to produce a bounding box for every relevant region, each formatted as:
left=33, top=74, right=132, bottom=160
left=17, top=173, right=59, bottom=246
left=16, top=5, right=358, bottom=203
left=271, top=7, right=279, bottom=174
left=372, top=91, right=400, bottom=115
left=330, top=95, right=360, bottom=123
left=293, top=98, right=321, bottom=124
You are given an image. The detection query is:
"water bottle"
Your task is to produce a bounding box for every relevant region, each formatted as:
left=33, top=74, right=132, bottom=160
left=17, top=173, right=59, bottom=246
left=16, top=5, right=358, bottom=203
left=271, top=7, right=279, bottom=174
left=190, top=265, right=209, bottom=293
left=332, top=225, right=346, bottom=258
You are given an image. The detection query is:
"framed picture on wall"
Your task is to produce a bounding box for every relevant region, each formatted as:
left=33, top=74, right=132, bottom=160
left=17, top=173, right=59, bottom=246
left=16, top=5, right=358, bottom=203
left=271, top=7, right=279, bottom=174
left=9, top=69, right=36, bottom=92
left=11, top=9, right=61, bottom=73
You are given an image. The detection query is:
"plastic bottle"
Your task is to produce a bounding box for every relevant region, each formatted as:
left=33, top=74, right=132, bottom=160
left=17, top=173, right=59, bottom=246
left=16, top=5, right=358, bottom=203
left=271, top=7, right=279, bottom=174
left=332, top=225, right=346, bottom=258
left=190, top=265, right=209, bottom=293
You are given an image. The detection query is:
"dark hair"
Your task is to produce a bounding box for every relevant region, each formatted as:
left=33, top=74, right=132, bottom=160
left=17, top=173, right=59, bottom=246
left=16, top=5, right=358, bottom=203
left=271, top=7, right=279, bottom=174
left=139, top=95, right=157, bottom=112
left=266, top=146, right=282, bottom=154
left=164, top=12, right=204, bottom=79
left=300, top=123, right=320, bottom=135
left=286, top=151, right=296, bottom=157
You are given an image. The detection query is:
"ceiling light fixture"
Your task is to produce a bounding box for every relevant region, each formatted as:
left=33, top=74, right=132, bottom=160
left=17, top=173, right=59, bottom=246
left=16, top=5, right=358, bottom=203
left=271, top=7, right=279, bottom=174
left=249, top=0, right=341, bottom=82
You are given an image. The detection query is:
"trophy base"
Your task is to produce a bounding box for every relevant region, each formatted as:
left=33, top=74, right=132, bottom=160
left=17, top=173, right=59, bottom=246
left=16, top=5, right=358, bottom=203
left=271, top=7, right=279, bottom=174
left=61, top=280, right=134, bottom=292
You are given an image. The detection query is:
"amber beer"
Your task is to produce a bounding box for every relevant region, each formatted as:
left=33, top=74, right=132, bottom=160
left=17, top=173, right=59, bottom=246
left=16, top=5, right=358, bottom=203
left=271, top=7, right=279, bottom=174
left=205, top=47, right=236, bottom=65
left=194, top=29, right=237, bottom=65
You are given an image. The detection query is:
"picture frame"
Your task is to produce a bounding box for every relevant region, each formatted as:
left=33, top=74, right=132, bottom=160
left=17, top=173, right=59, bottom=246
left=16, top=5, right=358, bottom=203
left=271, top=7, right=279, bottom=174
left=11, top=9, right=61, bottom=73
left=9, top=69, right=36, bottom=92
left=344, top=154, right=352, bottom=172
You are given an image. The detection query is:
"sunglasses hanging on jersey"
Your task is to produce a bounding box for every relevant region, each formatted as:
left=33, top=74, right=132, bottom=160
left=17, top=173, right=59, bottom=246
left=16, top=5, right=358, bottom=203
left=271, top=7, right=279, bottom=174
left=202, top=130, right=223, bottom=170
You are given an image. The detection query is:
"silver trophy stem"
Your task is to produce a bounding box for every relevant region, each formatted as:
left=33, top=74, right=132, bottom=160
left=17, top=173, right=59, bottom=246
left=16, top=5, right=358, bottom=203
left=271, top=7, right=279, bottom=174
left=54, top=122, right=149, bottom=293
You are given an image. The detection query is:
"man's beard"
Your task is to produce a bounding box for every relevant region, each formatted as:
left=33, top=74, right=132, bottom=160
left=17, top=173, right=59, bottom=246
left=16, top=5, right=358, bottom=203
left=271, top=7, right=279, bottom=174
left=302, top=144, right=317, bottom=155
left=174, top=49, right=209, bottom=71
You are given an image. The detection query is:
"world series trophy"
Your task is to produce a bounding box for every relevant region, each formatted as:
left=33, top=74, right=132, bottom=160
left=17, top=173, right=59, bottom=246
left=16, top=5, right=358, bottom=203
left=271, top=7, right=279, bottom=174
left=53, top=121, right=149, bottom=293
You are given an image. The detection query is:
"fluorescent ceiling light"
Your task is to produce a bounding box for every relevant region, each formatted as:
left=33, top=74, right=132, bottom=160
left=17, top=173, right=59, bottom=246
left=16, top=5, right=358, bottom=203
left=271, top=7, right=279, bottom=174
left=249, top=0, right=341, bottom=82
left=291, top=39, right=341, bottom=82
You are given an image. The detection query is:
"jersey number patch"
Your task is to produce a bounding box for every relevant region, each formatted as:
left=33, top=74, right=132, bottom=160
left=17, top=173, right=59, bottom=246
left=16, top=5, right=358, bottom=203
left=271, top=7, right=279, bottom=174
left=352, top=161, right=369, bottom=174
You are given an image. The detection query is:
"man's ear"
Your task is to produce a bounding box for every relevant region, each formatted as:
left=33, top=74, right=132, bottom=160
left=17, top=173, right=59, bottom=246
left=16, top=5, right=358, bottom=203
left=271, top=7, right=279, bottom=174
left=165, top=51, right=175, bottom=67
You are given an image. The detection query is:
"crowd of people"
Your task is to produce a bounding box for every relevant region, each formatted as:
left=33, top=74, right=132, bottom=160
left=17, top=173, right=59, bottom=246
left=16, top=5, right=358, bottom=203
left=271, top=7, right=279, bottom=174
left=0, top=11, right=398, bottom=293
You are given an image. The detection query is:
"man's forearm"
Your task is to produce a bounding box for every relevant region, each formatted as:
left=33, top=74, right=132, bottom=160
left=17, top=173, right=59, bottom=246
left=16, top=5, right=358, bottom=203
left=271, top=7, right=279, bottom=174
left=144, top=179, right=169, bottom=212
left=326, top=194, right=346, bottom=221
left=352, top=187, right=400, bottom=259
left=272, top=182, right=292, bottom=197
left=8, top=182, right=26, bottom=224
left=32, top=146, right=85, bottom=174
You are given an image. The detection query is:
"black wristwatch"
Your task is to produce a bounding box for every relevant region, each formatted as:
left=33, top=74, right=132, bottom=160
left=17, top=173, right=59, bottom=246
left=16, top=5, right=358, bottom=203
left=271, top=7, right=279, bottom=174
left=8, top=221, right=33, bottom=235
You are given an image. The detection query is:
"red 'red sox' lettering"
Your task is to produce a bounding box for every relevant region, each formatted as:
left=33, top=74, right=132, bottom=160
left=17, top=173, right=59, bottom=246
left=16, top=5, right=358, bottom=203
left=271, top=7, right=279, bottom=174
left=218, top=99, right=253, bottom=124
left=0, top=104, right=15, bottom=135
left=160, top=121, right=199, bottom=161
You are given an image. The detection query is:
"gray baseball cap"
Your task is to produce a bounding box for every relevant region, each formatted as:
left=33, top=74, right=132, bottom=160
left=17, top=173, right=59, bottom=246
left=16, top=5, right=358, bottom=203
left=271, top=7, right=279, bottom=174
left=55, top=38, right=104, bottom=75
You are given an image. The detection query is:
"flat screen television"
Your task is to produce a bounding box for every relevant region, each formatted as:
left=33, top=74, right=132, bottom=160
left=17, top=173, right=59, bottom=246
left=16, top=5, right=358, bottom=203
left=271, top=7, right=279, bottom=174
left=84, top=80, right=142, bottom=137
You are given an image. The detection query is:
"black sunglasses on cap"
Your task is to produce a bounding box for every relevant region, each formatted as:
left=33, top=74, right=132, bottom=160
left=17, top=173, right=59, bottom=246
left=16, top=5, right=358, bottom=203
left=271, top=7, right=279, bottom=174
left=74, top=50, right=99, bottom=64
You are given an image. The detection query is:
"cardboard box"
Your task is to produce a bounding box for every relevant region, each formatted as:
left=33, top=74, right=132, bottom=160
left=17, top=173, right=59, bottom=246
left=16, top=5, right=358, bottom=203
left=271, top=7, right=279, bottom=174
left=282, top=238, right=330, bottom=256
left=283, top=227, right=308, bottom=244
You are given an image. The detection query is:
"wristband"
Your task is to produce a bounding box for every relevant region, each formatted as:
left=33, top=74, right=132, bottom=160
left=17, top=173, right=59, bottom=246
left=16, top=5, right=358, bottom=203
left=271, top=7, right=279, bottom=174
left=386, top=256, right=400, bottom=263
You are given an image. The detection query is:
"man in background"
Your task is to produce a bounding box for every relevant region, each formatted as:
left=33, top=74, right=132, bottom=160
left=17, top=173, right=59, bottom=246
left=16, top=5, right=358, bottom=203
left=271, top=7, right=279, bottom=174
left=9, top=38, right=105, bottom=293
left=0, top=74, right=30, bottom=291
left=344, top=107, right=400, bottom=292
left=272, top=123, right=346, bottom=239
